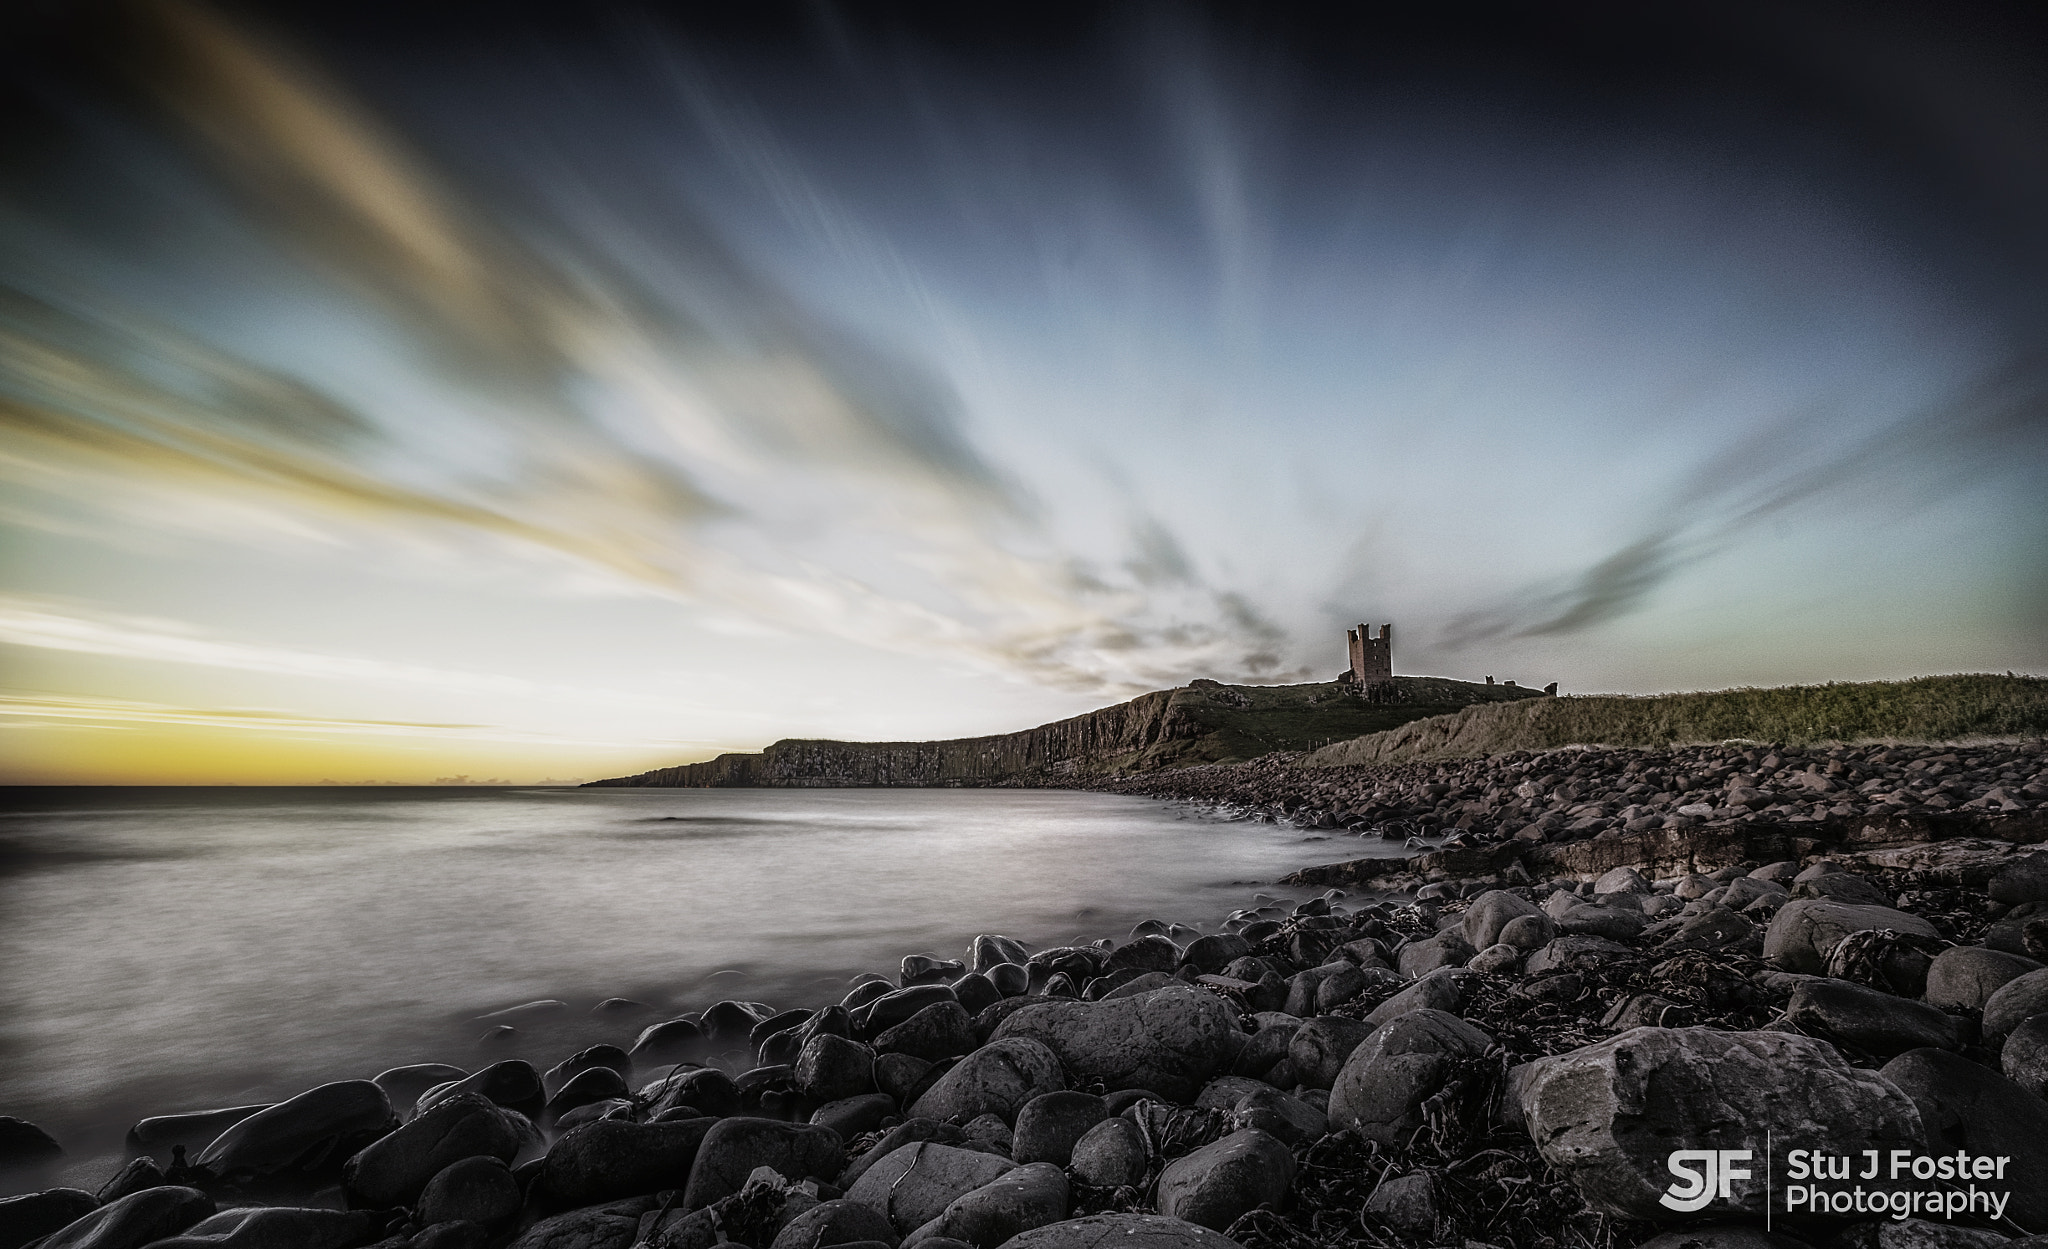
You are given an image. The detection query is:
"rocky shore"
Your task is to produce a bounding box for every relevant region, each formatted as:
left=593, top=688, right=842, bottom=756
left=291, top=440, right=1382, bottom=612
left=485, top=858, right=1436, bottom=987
left=5, top=737, right=2048, bottom=1249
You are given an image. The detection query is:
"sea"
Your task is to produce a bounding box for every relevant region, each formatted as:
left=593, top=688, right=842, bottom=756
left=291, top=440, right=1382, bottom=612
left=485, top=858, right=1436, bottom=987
left=0, top=785, right=1391, bottom=1191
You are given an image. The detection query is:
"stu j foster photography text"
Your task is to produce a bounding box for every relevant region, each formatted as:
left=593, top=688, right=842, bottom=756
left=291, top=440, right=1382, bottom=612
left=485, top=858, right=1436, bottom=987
left=1663, top=1148, right=2018, bottom=1222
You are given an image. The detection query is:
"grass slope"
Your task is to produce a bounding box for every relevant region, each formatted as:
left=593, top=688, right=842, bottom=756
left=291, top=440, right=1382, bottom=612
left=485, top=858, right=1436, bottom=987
left=1303, top=673, right=2048, bottom=768
left=1119, top=676, right=1544, bottom=770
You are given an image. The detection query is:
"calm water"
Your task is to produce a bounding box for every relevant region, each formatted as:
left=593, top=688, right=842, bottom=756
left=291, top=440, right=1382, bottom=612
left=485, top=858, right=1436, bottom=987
left=0, top=785, right=1382, bottom=1188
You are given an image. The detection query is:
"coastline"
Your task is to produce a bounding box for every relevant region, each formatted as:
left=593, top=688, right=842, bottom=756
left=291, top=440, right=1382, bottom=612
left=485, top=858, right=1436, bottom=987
left=5, top=740, right=2048, bottom=1248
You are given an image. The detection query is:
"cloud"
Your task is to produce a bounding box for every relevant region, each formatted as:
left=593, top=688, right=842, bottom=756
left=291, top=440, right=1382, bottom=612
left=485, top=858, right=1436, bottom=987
left=1443, top=353, right=2048, bottom=648
left=0, top=691, right=663, bottom=747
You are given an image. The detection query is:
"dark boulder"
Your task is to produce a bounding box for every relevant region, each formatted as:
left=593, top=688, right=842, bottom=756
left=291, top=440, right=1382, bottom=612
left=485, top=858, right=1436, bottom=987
left=990, top=986, right=1234, bottom=1103
left=415, top=1061, right=544, bottom=1120
left=1153, top=1130, right=1294, bottom=1233
left=1784, top=979, right=1960, bottom=1055
left=343, top=1092, right=527, bottom=1208
left=1010, top=1093, right=1108, bottom=1168
left=535, top=1117, right=716, bottom=1209
left=1880, top=1047, right=2048, bottom=1226
left=196, top=1081, right=397, bottom=1194
left=910, top=1039, right=1066, bottom=1125
left=32, top=1187, right=213, bottom=1249
left=680, top=1118, right=844, bottom=1210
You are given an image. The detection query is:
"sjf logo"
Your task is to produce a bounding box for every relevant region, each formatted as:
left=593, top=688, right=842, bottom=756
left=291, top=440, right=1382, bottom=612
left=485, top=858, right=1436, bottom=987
left=1661, top=1150, right=1753, bottom=1212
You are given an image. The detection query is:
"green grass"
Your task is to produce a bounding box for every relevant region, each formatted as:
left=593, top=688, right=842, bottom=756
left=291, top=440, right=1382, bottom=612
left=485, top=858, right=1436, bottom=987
left=1302, top=673, right=2048, bottom=767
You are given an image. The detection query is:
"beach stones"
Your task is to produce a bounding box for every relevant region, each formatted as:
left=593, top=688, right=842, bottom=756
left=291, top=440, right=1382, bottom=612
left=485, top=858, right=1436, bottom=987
left=1285, top=1017, right=1373, bottom=1089
left=906, top=1161, right=1069, bottom=1248
left=1783, top=979, right=1960, bottom=1055
left=876, top=1002, right=978, bottom=1062
left=1460, top=891, right=1546, bottom=949
left=970, top=936, right=1030, bottom=973
left=1988, top=852, right=2048, bottom=905
left=993, top=1213, right=1246, bottom=1249
left=343, top=1092, right=527, bottom=1208
left=416, top=1061, right=544, bottom=1119
left=990, top=986, right=1235, bottom=1102
left=1519, top=1028, right=1922, bottom=1219
left=1395, top=931, right=1474, bottom=977
left=2002, top=1014, right=2048, bottom=1097
left=544, top=1046, right=632, bottom=1096
left=0, top=1188, right=98, bottom=1248
left=196, top=1081, right=396, bottom=1193
left=632, top=1018, right=708, bottom=1066
left=910, top=1038, right=1066, bottom=1124
left=859, top=987, right=961, bottom=1038
left=31, top=1186, right=213, bottom=1249
left=1363, top=968, right=1471, bottom=1027
left=417, top=1156, right=520, bottom=1229
left=811, top=1093, right=896, bottom=1139
left=505, top=1195, right=655, bottom=1249
left=680, top=1118, right=844, bottom=1210
left=534, top=1117, right=715, bottom=1208
left=1010, top=1092, right=1108, bottom=1167
left=1923, top=946, right=2041, bottom=1010
left=1153, top=1130, right=1294, bottom=1232
left=846, top=1142, right=1017, bottom=1234
left=143, top=1205, right=382, bottom=1248
left=1880, top=1048, right=2048, bottom=1226
left=797, top=1034, right=878, bottom=1102
left=1764, top=900, right=1939, bottom=974
left=770, top=1199, right=902, bottom=1249
left=1981, top=968, right=2048, bottom=1041
left=1177, top=935, right=1251, bottom=975
left=124, top=1105, right=273, bottom=1168
left=1105, top=937, right=1180, bottom=975
left=1328, top=1010, right=1492, bottom=1145
left=374, top=1067, right=466, bottom=1118
left=1067, top=1116, right=1149, bottom=1189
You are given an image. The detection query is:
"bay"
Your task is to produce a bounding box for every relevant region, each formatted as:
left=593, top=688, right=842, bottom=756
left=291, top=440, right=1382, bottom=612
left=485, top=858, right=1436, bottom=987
left=0, top=785, right=1385, bottom=1182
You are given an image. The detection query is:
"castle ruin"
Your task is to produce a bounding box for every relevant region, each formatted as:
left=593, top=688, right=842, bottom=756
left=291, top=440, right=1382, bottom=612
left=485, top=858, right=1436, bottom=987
left=1344, top=622, right=1393, bottom=689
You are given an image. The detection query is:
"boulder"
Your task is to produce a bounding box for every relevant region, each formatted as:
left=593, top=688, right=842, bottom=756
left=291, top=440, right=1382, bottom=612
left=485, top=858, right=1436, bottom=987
left=1880, top=1047, right=2048, bottom=1225
left=992, top=1213, right=1247, bottom=1249
left=534, top=1117, right=714, bottom=1209
left=0, top=1189, right=99, bottom=1249
left=908, top=1162, right=1068, bottom=1249
left=506, top=1196, right=656, bottom=1249
left=1764, top=900, right=1939, bottom=974
left=1498, top=914, right=1556, bottom=951
left=144, top=1206, right=381, bottom=1248
left=1361, top=1171, right=1435, bottom=1233
left=1067, top=1117, right=1149, bottom=1189
left=877, top=1003, right=979, bottom=1063
left=343, top=1092, right=527, bottom=1208
left=195, top=1081, right=396, bottom=1193
left=859, top=987, right=962, bottom=1039
left=1468, top=944, right=1521, bottom=974
left=1525, top=937, right=1633, bottom=976
left=32, top=1187, right=213, bottom=1249
left=1395, top=932, right=1474, bottom=977
left=971, top=936, right=1031, bottom=973
left=124, top=1106, right=271, bottom=1168
left=1981, top=968, right=2048, bottom=1041
left=1554, top=903, right=1648, bottom=940
left=2002, top=1013, right=2048, bottom=1099
left=1106, top=938, right=1181, bottom=976
left=846, top=1142, right=1017, bottom=1234
left=1519, top=1028, right=1922, bottom=1219
left=813, top=1093, right=898, bottom=1140
left=990, top=988, right=1232, bottom=1104
left=770, top=1199, right=902, bottom=1249
left=1923, top=946, right=2042, bottom=1011
left=1632, top=1227, right=1815, bottom=1249
left=418, top=1156, right=520, bottom=1229
left=1461, top=891, right=1546, bottom=950
left=1832, top=1220, right=2013, bottom=1249
left=1285, top=1017, right=1375, bottom=1090
left=1178, top=935, right=1252, bottom=975
left=1328, top=1010, right=1493, bottom=1145
left=911, top=1039, right=1067, bottom=1125
left=1784, top=979, right=1960, bottom=1055
left=631, top=1018, right=708, bottom=1066
left=797, top=1035, right=879, bottom=1103
left=1792, top=873, right=1892, bottom=907
left=1153, top=1130, right=1294, bottom=1233
left=1989, top=852, right=2048, bottom=906
left=1594, top=867, right=1650, bottom=895
left=373, top=1066, right=467, bottom=1118
left=681, top=1118, right=844, bottom=1210
left=1363, top=969, right=1471, bottom=1028
left=416, top=1061, right=545, bottom=1119
left=1010, top=1093, right=1108, bottom=1168
left=544, top=1046, right=633, bottom=1097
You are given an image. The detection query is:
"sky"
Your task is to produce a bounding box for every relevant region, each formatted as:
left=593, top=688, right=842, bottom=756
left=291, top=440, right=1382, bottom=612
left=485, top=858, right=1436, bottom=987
left=1, top=0, right=2045, bottom=785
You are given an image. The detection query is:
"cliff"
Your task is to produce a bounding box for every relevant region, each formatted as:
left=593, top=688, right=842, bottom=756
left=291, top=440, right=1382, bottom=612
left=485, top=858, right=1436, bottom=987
left=586, top=675, right=1545, bottom=787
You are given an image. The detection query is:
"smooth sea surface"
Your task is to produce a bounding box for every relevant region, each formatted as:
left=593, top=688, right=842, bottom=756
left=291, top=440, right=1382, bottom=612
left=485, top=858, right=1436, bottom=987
left=0, top=785, right=1385, bottom=1188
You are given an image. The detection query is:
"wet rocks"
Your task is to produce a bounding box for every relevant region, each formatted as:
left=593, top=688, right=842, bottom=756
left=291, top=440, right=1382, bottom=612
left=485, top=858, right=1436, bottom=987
left=1981, top=967, right=2048, bottom=1041
left=195, top=1081, right=397, bottom=1194
left=343, top=1092, right=527, bottom=1208
left=1763, top=900, right=1940, bottom=974
left=2002, top=1013, right=2048, bottom=1097
left=1010, top=1092, right=1108, bottom=1167
left=876, top=1002, right=979, bottom=1063
left=990, top=987, right=1235, bottom=1103
left=32, top=1186, right=214, bottom=1249
left=846, top=1142, right=1017, bottom=1234
left=908, top=1161, right=1068, bottom=1249
left=1880, top=1047, right=2048, bottom=1225
left=1327, top=1009, right=1492, bottom=1144
left=150, top=1206, right=384, bottom=1248
left=0, top=1188, right=98, bottom=1249
left=417, top=1156, right=520, bottom=1228
left=124, top=1106, right=272, bottom=1168
left=680, top=1118, right=844, bottom=1210
left=1153, top=1129, right=1294, bottom=1232
left=1067, top=1117, right=1149, bottom=1189
left=1519, top=1027, right=1922, bottom=1219
left=911, top=1038, right=1067, bottom=1124
left=771, top=1198, right=903, bottom=1249
left=535, top=1116, right=715, bottom=1209
left=995, top=1212, right=1246, bottom=1249
left=1783, top=978, right=1961, bottom=1055
left=1284, top=1017, right=1374, bottom=1089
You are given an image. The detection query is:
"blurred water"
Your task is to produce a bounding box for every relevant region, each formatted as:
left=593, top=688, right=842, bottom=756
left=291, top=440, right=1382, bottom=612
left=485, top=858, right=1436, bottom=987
left=0, top=785, right=1379, bottom=1185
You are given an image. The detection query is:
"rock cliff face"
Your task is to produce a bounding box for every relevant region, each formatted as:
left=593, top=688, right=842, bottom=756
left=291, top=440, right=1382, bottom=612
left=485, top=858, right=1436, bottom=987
left=587, top=677, right=1541, bottom=788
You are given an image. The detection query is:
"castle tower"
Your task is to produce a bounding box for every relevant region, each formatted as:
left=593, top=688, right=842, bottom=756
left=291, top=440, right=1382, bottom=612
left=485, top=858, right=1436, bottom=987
left=1345, top=622, right=1393, bottom=686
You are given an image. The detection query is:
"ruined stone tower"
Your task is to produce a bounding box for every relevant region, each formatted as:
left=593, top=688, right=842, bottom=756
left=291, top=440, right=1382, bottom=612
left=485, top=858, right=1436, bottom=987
left=1346, top=622, right=1393, bottom=687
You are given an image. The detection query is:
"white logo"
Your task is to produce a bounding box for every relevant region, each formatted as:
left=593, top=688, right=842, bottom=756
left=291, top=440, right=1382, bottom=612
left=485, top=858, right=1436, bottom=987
left=1661, top=1149, right=1753, bottom=1212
